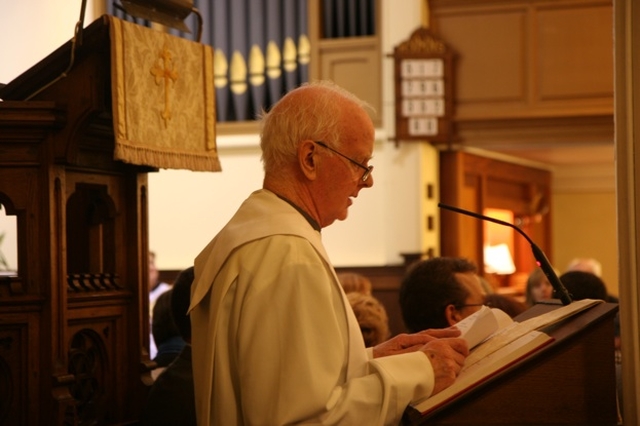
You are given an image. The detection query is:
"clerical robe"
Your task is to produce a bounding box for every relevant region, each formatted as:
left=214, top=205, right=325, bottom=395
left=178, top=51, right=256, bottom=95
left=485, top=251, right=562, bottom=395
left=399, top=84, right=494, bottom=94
left=189, top=189, right=435, bottom=425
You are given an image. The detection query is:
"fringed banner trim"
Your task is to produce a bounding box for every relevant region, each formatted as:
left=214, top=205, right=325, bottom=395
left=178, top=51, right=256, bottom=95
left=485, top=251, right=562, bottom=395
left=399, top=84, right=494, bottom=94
left=115, top=139, right=222, bottom=172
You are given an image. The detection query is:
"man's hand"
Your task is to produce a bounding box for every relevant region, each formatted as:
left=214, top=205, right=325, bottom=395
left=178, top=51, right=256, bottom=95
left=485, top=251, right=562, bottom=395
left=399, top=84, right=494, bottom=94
left=372, top=328, right=463, bottom=358
left=421, top=338, right=469, bottom=395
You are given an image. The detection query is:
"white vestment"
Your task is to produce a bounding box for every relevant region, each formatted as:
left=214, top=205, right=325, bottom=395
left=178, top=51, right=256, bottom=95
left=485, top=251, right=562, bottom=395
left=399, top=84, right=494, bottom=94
left=189, top=189, right=435, bottom=425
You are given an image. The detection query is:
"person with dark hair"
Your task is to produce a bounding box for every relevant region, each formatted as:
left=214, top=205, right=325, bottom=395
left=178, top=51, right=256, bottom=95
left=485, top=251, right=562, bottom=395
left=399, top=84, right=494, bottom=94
left=399, top=257, right=487, bottom=333
left=188, top=81, right=468, bottom=425
left=559, top=270, right=608, bottom=301
left=151, top=289, right=185, bottom=370
left=142, top=266, right=196, bottom=426
left=170, top=266, right=195, bottom=341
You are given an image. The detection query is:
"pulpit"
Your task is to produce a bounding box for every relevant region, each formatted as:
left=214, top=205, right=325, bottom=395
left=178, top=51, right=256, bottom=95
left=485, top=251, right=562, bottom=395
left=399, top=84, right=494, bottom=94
left=403, top=302, right=620, bottom=425
left=0, top=15, right=218, bottom=425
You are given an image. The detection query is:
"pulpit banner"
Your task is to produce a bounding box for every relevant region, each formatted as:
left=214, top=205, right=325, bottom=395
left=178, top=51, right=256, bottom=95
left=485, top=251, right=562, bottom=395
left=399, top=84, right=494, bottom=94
left=109, top=16, right=221, bottom=172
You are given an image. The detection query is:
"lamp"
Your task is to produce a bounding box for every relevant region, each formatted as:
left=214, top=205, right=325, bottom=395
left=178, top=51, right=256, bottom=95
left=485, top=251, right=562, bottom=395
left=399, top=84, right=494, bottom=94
left=484, top=243, right=516, bottom=275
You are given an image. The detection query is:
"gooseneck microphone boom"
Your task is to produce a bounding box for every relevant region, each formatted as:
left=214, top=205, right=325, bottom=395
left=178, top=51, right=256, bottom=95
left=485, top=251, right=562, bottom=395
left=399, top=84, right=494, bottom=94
left=438, top=202, right=573, bottom=306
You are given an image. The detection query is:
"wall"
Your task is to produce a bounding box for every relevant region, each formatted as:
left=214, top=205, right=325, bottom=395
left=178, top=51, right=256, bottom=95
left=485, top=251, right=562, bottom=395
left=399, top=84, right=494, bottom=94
left=552, top=158, right=617, bottom=295
left=552, top=191, right=618, bottom=296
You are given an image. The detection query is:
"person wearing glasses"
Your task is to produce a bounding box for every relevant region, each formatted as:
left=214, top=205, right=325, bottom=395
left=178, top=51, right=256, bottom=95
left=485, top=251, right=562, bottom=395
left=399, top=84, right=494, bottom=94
left=399, top=257, right=488, bottom=332
left=188, top=81, right=468, bottom=425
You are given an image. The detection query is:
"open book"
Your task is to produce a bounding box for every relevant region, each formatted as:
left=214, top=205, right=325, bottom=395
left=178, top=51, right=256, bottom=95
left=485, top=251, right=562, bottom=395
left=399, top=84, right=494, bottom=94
left=410, top=298, right=604, bottom=416
left=456, top=305, right=515, bottom=349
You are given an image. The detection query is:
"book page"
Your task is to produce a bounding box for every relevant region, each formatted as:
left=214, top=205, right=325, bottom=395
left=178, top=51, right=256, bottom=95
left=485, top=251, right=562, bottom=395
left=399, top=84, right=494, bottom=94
left=457, top=306, right=513, bottom=349
left=520, top=298, right=603, bottom=331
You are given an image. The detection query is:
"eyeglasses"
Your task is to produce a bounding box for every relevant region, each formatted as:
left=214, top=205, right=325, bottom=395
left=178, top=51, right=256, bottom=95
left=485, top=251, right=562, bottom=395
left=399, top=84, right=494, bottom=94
left=314, top=141, right=373, bottom=182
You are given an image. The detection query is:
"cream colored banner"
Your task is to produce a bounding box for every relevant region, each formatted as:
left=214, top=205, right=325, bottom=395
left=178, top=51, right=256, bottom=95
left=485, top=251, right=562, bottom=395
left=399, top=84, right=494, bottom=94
left=109, top=16, right=221, bottom=172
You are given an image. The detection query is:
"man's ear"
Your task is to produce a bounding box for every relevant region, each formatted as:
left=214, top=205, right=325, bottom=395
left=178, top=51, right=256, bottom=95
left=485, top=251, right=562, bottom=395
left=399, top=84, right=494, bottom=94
left=444, top=304, right=462, bottom=326
left=299, top=139, right=318, bottom=180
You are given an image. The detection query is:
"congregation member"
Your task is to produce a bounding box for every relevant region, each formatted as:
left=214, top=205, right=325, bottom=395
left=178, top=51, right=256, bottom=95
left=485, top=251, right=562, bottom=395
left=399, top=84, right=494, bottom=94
left=142, top=266, right=196, bottom=426
left=399, top=257, right=487, bottom=332
left=524, top=267, right=555, bottom=307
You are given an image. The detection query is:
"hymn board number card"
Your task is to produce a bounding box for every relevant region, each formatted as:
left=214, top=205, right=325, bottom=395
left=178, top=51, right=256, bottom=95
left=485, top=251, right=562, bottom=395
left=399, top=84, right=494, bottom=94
left=393, top=27, right=455, bottom=143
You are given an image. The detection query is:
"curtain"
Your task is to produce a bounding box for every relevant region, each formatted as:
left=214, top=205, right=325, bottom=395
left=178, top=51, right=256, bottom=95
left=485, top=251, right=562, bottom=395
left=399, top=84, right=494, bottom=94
left=107, top=0, right=309, bottom=123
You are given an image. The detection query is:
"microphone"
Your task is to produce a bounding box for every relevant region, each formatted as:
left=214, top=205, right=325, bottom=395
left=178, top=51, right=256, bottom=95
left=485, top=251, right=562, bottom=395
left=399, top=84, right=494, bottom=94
left=438, top=202, right=573, bottom=306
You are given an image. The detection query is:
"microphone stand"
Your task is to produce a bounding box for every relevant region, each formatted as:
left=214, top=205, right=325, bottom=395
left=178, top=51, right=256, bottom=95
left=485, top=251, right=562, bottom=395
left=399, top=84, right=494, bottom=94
left=438, top=202, right=573, bottom=306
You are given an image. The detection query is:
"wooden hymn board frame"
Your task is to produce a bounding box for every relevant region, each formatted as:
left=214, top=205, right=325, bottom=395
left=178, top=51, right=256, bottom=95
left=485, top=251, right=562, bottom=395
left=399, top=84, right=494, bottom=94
left=392, top=27, right=455, bottom=143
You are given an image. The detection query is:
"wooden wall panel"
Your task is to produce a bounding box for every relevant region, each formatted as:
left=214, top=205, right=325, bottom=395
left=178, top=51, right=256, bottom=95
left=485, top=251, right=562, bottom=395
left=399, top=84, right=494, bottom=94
left=0, top=313, right=39, bottom=426
left=434, top=6, right=527, bottom=108
left=319, top=39, right=382, bottom=125
left=431, top=0, right=614, bottom=120
left=439, top=150, right=552, bottom=292
left=536, top=3, right=614, bottom=101
left=308, top=0, right=382, bottom=126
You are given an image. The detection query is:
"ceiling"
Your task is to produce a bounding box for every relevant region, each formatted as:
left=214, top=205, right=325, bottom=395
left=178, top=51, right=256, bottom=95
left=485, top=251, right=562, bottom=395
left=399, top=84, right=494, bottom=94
left=488, top=144, right=615, bottom=168
left=454, top=141, right=617, bottom=193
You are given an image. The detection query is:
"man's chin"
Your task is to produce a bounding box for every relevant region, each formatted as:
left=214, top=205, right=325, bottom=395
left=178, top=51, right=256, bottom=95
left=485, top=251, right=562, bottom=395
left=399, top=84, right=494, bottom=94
left=327, top=212, right=349, bottom=226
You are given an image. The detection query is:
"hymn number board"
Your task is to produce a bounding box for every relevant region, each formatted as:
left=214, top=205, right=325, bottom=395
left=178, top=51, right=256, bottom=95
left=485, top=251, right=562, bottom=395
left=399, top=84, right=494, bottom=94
left=393, top=27, right=455, bottom=143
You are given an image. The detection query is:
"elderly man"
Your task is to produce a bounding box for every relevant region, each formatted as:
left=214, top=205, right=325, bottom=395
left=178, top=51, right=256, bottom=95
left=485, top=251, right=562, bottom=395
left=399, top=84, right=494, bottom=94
left=188, top=81, right=468, bottom=425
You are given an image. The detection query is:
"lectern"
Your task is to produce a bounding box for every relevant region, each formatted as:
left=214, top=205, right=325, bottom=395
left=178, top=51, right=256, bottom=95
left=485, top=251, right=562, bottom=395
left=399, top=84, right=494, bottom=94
left=403, top=302, right=619, bottom=425
left=0, top=16, right=217, bottom=425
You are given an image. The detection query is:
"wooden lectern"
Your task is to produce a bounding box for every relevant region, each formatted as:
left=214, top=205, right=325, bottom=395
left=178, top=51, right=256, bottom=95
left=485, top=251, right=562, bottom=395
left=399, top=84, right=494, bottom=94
left=0, top=17, right=156, bottom=425
left=403, top=302, right=620, bottom=425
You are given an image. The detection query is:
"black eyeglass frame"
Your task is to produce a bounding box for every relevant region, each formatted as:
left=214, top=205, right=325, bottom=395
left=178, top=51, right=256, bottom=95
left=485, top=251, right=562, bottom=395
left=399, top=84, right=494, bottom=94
left=314, top=141, right=373, bottom=182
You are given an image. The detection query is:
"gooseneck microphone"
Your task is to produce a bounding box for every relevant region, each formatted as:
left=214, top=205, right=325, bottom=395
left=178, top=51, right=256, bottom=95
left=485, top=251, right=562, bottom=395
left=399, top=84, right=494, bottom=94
left=438, top=202, right=573, bottom=306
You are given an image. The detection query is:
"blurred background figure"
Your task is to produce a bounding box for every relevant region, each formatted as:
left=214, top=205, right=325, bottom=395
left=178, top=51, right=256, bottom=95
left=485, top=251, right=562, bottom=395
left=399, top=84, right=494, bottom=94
left=524, top=267, right=554, bottom=307
left=151, top=289, right=185, bottom=378
left=337, top=272, right=372, bottom=295
left=559, top=270, right=608, bottom=301
left=565, top=257, right=603, bottom=277
left=142, top=266, right=196, bottom=426
left=149, top=251, right=171, bottom=359
left=346, top=292, right=390, bottom=347
left=337, top=272, right=390, bottom=347
left=484, top=293, right=527, bottom=318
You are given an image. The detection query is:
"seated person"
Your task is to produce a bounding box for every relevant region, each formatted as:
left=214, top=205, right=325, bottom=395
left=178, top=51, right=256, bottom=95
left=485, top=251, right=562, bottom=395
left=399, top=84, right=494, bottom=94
left=399, top=257, right=487, bottom=332
left=346, top=292, right=390, bottom=347
left=565, top=257, right=603, bottom=277
left=337, top=272, right=373, bottom=295
left=484, top=293, right=527, bottom=318
left=559, top=270, right=608, bottom=301
left=151, top=289, right=185, bottom=374
left=142, top=266, right=196, bottom=426
left=149, top=251, right=171, bottom=359
left=524, top=267, right=555, bottom=307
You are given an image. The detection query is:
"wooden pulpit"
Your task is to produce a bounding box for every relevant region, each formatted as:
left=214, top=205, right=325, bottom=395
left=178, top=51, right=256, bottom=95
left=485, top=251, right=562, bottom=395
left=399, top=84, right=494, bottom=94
left=403, top=302, right=620, bottom=425
left=0, top=17, right=161, bottom=425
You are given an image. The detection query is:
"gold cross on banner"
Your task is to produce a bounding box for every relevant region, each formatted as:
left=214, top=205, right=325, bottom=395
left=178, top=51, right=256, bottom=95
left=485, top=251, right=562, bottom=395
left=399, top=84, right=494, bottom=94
left=150, top=47, right=179, bottom=127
